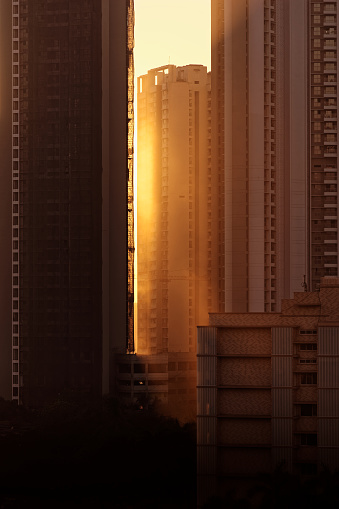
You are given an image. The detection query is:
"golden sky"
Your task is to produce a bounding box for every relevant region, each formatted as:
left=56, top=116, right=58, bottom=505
left=134, top=0, right=211, bottom=79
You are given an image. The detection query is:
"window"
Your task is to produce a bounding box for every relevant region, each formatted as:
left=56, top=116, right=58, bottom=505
left=324, top=3, right=336, bottom=12
left=299, top=330, right=317, bottom=335
left=314, top=86, right=321, bottom=95
left=314, top=74, right=321, bottom=83
left=300, top=434, right=317, bottom=446
left=300, top=359, right=317, bottom=364
left=301, top=373, right=317, bottom=384
left=300, top=404, right=317, bottom=416
left=326, top=74, right=336, bottom=83
left=300, top=343, right=317, bottom=350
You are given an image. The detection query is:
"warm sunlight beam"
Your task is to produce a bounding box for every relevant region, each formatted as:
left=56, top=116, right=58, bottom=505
left=135, top=0, right=211, bottom=78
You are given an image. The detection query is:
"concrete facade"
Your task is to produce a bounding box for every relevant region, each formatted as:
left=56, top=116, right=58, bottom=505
left=197, top=276, right=339, bottom=506
left=212, top=0, right=339, bottom=312
left=136, top=64, right=221, bottom=420
left=0, top=0, right=133, bottom=406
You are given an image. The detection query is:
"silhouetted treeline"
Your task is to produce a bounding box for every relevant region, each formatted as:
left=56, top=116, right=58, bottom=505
left=0, top=396, right=196, bottom=508
left=203, top=469, right=339, bottom=509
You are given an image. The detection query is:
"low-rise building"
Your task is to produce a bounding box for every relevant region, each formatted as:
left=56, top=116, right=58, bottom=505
left=197, top=276, right=339, bottom=506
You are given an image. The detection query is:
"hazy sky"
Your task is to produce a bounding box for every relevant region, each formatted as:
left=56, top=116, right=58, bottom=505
left=134, top=0, right=211, bottom=79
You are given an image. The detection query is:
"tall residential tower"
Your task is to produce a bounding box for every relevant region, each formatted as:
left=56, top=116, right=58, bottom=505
left=212, top=0, right=339, bottom=312
left=0, top=0, right=134, bottom=405
left=135, top=65, right=220, bottom=419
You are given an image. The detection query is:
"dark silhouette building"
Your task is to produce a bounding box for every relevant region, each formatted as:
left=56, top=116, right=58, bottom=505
left=0, top=0, right=134, bottom=406
left=197, top=276, right=339, bottom=506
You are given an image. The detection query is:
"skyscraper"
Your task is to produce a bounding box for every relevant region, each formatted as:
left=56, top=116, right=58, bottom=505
left=0, top=0, right=134, bottom=406
left=212, top=0, right=339, bottom=312
left=135, top=64, right=220, bottom=419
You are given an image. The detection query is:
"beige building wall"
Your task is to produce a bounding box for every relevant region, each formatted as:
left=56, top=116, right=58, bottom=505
left=286, top=1, right=308, bottom=297
left=137, top=64, right=217, bottom=357
left=137, top=65, right=219, bottom=418
left=213, top=0, right=313, bottom=313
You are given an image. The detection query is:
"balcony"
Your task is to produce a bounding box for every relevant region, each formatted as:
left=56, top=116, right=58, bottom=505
left=325, top=146, right=337, bottom=156
left=324, top=111, right=337, bottom=119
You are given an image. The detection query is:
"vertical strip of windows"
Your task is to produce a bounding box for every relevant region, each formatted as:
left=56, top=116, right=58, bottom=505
left=310, top=1, right=338, bottom=290
left=127, top=0, right=135, bottom=353
left=161, top=76, right=169, bottom=353
left=264, top=0, right=277, bottom=311
left=12, top=0, right=20, bottom=403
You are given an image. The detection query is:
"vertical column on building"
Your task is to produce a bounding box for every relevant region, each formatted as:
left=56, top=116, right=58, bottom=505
left=318, top=326, right=339, bottom=469
left=211, top=0, right=225, bottom=312
left=248, top=0, right=266, bottom=312
left=263, top=0, right=278, bottom=311
left=12, top=0, right=20, bottom=403
left=197, top=326, right=217, bottom=508
left=272, top=327, right=294, bottom=471
left=223, top=0, right=249, bottom=312
left=127, top=0, right=135, bottom=353
left=161, top=73, right=169, bottom=353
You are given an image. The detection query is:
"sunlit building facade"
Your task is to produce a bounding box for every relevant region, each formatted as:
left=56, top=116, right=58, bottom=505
left=0, top=0, right=134, bottom=406
left=212, top=0, right=339, bottom=312
left=136, top=64, right=220, bottom=420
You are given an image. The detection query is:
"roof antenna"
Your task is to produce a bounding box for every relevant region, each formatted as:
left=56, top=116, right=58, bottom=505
left=301, top=275, right=308, bottom=292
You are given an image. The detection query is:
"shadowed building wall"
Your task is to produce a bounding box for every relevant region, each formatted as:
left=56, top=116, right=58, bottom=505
left=11, top=0, right=103, bottom=406
left=0, top=0, right=134, bottom=406
left=212, top=0, right=339, bottom=312
left=102, top=0, right=135, bottom=395
left=0, top=1, right=14, bottom=400
left=197, top=276, right=339, bottom=507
